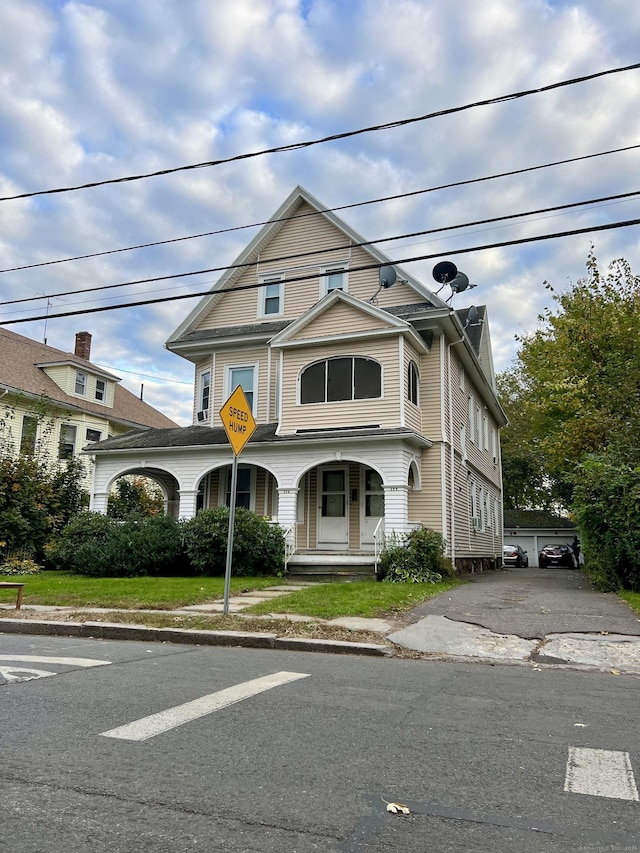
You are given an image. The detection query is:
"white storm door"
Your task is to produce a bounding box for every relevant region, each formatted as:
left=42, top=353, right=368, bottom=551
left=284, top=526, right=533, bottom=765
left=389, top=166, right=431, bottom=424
left=317, top=468, right=348, bottom=549
left=360, top=468, right=385, bottom=547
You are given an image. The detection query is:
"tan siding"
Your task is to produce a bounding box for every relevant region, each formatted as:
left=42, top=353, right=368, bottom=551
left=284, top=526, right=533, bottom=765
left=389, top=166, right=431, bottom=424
left=212, top=347, right=269, bottom=426
left=279, top=338, right=400, bottom=433
left=418, top=341, right=443, bottom=440
left=290, top=301, right=393, bottom=340
left=404, top=340, right=422, bottom=433
left=408, top=446, right=445, bottom=533
left=191, top=203, right=429, bottom=333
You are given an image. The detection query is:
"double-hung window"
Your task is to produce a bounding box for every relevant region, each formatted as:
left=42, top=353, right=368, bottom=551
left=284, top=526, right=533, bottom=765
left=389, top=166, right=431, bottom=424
left=199, top=370, right=211, bottom=415
left=75, top=371, right=87, bottom=396
left=20, top=415, right=37, bottom=455
left=229, top=365, right=256, bottom=414
left=59, top=424, right=77, bottom=459
left=259, top=276, right=283, bottom=316
left=407, top=361, right=419, bottom=405
left=95, top=378, right=106, bottom=402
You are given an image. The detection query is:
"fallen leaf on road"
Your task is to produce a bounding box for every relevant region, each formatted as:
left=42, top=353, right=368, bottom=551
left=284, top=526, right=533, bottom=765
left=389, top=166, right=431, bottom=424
left=574, top=723, right=587, bottom=727
left=382, top=797, right=410, bottom=815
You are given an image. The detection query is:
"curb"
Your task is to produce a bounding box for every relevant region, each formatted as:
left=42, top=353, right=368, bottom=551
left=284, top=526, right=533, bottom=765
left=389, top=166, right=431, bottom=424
left=0, top=618, right=393, bottom=658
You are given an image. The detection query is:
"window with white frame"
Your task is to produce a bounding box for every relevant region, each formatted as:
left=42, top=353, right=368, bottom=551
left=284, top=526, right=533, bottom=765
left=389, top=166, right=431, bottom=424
left=476, top=406, right=482, bottom=446
left=86, top=428, right=102, bottom=443
left=468, top=396, right=474, bottom=443
left=460, top=424, right=467, bottom=464
left=59, top=423, right=77, bottom=459
left=75, top=371, right=87, bottom=396
left=259, top=276, right=283, bottom=316
left=469, top=480, right=477, bottom=522
left=321, top=264, right=348, bottom=296
left=20, top=415, right=37, bottom=455
left=228, top=365, right=256, bottom=413
left=459, top=364, right=465, bottom=391
left=198, top=369, right=211, bottom=415
left=485, top=489, right=491, bottom=528
left=95, top=378, right=106, bottom=402
left=492, top=427, right=497, bottom=464
left=407, top=361, right=419, bottom=405
left=483, top=414, right=489, bottom=450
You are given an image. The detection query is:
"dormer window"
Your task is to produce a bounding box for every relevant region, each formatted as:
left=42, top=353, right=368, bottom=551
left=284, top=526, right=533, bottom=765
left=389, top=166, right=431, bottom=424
left=95, top=378, right=106, bottom=401
left=75, top=370, right=87, bottom=396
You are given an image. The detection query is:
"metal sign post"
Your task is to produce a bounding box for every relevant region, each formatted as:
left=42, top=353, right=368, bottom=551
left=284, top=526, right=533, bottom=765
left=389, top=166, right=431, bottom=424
left=219, top=386, right=257, bottom=616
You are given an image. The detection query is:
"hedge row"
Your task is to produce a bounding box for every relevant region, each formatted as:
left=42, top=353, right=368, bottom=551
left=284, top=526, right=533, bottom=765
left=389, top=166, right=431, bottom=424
left=47, top=508, right=285, bottom=578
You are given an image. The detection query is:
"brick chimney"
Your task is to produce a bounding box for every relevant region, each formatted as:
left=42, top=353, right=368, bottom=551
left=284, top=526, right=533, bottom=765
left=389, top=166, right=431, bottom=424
left=74, top=331, right=92, bottom=361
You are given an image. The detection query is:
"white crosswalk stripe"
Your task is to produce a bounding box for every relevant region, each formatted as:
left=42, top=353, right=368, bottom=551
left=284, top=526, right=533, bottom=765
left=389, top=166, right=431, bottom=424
left=0, top=654, right=110, bottom=668
left=100, top=670, right=310, bottom=741
left=564, top=747, right=639, bottom=801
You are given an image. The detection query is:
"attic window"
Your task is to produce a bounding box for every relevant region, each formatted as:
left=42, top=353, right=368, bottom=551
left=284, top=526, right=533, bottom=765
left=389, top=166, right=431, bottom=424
left=321, top=264, right=348, bottom=297
left=300, top=357, right=381, bottom=404
left=95, top=378, right=106, bottom=401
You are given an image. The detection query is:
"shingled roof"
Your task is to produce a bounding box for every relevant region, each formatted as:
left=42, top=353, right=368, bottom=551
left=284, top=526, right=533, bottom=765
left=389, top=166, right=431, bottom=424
left=0, top=327, right=178, bottom=430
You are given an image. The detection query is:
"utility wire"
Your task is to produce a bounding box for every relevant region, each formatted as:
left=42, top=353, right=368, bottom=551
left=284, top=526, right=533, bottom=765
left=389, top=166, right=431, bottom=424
left=3, top=215, right=638, bottom=325
left=2, top=142, right=639, bottom=276
left=1, top=62, right=638, bottom=204
left=2, top=188, right=638, bottom=309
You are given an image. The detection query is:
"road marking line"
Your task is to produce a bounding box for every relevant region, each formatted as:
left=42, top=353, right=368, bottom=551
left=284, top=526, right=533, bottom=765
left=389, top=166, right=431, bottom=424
left=564, top=747, right=639, bottom=800
left=0, top=666, right=56, bottom=683
left=100, top=670, right=310, bottom=741
left=0, top=654, right=111, bottom=668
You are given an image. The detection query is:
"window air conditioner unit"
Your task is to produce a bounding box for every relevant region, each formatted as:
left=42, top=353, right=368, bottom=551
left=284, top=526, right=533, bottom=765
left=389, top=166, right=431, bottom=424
left=197, top=410, right=209, bottom=422
left=472, top=516, right=482, bottom=531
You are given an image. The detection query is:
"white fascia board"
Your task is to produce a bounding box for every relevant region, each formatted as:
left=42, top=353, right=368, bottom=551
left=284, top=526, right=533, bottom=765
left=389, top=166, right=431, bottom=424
left=36, top=360, right=121, bottom=381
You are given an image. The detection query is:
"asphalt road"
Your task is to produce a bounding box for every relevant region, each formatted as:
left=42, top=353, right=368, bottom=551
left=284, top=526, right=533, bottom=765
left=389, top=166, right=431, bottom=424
left=2, top=634, right=640, bottom=852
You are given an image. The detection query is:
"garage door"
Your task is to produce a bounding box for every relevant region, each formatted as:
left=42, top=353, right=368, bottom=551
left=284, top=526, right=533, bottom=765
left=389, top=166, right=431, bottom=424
left=504, top=535, right=536, bottom=566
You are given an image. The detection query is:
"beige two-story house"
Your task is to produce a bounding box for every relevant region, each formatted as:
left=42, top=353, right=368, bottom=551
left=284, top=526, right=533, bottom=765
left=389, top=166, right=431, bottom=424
left=88, top=186, right=506, bottom=572
left=0, top=328, right=178, bottom=485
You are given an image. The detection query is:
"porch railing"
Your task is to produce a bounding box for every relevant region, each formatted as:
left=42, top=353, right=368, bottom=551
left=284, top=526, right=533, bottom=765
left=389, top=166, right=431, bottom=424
left=373, top=518, right=386, bottom=576
left=284, top=523, right=297, bottom=574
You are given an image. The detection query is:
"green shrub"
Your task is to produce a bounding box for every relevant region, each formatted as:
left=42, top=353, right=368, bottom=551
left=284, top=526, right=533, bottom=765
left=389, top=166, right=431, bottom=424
left=48, top=512, right=186, bottom=577
left=0, top=557, right=41, bottom=575
left=182, top=507, right=284, bottom=577
left=379, top=527, right=453, bottom=583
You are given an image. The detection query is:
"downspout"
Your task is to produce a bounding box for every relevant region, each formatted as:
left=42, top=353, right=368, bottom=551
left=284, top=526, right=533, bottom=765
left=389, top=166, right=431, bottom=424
left=447, top=336, right=466, bottom=566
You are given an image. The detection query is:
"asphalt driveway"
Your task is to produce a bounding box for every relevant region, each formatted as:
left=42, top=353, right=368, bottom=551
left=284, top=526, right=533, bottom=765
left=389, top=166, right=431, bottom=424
left=399, top=567, right=640, bottom=640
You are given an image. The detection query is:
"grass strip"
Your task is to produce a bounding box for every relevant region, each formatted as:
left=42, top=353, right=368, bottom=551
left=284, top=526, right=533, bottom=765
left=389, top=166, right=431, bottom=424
left=619, top=591, right=640, bottom=616
left=244, top=578, right=463, bottom=619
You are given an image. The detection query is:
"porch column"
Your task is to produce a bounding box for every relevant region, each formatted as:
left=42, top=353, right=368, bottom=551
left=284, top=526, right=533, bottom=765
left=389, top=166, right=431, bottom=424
left=178, top=489, right=199, bottom=520
left=90, top=491, right=110, bottom=514
left=383, top=485, right=411, bottom=536
left=277, top=487, right=299, bottom=532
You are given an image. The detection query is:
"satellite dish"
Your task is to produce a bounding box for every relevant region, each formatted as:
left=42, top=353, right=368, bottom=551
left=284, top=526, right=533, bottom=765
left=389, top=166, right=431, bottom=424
left=432, top=261, right=458, bottom=284
left=467, top=305, right=479, bottom=325
left=450, top=272, right=470, bottom=293
left=379, top=265, right=397, bottom=289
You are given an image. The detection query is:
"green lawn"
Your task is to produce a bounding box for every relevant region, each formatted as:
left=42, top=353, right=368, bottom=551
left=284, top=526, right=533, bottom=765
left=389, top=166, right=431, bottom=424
left=0, top=571, right=462, bottom=618
left=244, top=578, right=463, bottom=619
left=619, top=591, right=640, bottom=616
left=0, top=572, right=285, bottom=610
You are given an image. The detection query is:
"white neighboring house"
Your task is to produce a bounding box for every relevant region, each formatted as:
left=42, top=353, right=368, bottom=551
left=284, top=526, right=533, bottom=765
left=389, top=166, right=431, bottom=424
left=87, top=186, right=507, bottom=573
left=0, top=328, right=178, bottom=486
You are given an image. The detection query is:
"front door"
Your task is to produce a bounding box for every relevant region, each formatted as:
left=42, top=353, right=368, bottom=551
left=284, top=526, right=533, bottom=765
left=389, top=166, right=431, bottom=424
left=360, top=467, right=385, bottom=547
left=317, top=467, right=348, bottom=549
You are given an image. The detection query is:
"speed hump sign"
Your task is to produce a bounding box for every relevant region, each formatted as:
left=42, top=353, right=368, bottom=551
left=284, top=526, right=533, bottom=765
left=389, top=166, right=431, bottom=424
left=219, top=385, right=257, bottom=455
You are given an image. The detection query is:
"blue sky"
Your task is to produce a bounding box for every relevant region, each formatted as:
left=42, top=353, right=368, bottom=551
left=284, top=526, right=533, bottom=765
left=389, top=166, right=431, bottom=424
left=1, top=0, right=639, bottom=424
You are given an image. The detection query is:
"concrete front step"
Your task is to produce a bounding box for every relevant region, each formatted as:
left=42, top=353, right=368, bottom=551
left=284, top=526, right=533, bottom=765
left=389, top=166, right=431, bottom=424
left=286, top=571, right=375, bottom=583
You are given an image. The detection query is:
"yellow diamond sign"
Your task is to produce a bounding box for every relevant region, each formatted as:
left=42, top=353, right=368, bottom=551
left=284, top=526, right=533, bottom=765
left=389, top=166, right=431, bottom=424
left=219, top=385, right=257, bottom=455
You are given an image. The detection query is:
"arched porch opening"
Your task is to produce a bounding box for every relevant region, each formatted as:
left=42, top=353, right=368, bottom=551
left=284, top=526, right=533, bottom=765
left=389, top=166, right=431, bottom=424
left=104, top=468, right=181, bottom=519
left=194, top=462, right=280, bottom=520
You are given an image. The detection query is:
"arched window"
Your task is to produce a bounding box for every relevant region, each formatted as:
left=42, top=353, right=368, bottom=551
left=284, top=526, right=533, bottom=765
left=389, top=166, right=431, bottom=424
left=407, top=361, right=419, bottom=405
left=300, top=357, right=381, bottom=404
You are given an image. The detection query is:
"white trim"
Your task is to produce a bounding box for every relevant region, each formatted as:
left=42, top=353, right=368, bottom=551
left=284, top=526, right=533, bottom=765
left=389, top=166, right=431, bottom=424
left=257, top=275, right=284, bottom=318
left=399, top=337, right=406, bottom=427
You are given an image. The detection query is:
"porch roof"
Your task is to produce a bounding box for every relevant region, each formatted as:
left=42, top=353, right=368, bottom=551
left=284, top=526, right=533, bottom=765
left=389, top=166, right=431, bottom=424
left=85, top=423, right=430, bottom=453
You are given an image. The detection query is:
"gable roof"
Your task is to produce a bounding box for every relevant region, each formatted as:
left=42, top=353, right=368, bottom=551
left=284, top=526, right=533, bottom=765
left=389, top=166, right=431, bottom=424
left=166, top=185, right=449, bottom=347
left=0, top=327, right=178, bottom=430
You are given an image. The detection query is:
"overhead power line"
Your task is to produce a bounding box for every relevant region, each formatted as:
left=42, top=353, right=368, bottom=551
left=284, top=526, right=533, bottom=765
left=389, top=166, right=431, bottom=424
left=1, top=62, right=639, bottom=204
left=2, top=215, right=638, bottom=326
left=2, top=142, right=639, bottom=276
left=1, top=188, right=638, bottom=309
